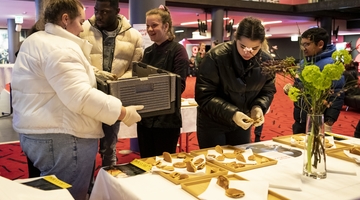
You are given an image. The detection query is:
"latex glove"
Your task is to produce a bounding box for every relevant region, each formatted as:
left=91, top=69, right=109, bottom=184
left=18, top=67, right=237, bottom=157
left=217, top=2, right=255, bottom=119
left=122, top=105, right=144, bottom=126
left=283, top=83, right=292, bottom=95
left=232, top=111, right=253, bottom=130
left=251, top=106, right=264, bottom=127
left=95, top=70, right=118, bottom=81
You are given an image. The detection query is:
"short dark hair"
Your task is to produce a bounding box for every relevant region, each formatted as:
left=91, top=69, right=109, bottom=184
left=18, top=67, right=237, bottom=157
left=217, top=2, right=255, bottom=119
left=301, top=27, right=329, bottom=51
left=96, top=0, right=119, bottom=9
left=235, top=16, right=265, bottom=43
left=44, top=0, right=83, bottom=24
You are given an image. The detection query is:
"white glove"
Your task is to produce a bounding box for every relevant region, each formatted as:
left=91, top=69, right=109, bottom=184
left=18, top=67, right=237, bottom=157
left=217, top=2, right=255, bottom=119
left=95, top=70, right=118, bottom=81
left=232, top=111, right=253, bottom=130
left=251, top=106, right=264, bottom=127
left=283, top=83, right=292, bottom=95
left=122, top=105, right=144, bottom=126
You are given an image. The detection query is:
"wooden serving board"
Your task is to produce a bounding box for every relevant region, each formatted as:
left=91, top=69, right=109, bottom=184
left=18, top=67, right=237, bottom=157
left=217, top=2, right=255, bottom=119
left=326, top=146, right=359, bottom=163
left=181, top=174, right=289, bottom=200
left=272, top=134, right=350, bottom=150
left=143, top=152, right=228, bottom=185
left=190, top=146, right=277, bottom=173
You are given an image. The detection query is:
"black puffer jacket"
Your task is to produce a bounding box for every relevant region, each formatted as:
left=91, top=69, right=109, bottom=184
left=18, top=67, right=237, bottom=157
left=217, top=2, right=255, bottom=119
left=195, top=40, right=276, bottom=129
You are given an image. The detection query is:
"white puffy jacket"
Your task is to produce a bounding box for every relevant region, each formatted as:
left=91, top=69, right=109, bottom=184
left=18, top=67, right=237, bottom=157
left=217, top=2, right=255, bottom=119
left=11, top=23, right=122, bottom=139
left=80, top=15, right=143, bottom=78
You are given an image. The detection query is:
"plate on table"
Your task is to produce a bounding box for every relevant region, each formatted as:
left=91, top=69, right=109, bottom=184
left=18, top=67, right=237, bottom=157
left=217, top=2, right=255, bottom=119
left=190, top=145, right=277, bottom=173
left=326, top=146, right=360, bottom=164
left=181, top=174, right=290, bottom=200
left=142, top=152, right=228, bottom=185
left=272, top=134, right=350, bottom=150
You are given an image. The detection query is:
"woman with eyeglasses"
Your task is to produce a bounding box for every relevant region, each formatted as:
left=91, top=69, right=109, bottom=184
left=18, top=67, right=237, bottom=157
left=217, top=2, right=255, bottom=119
left=195, top=16, right=276, bottom=148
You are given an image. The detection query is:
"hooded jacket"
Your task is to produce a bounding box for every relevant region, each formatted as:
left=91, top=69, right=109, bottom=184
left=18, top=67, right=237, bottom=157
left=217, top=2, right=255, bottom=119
left=11, top=23, right=122, bottom=138
left=295, top=44, right=345, bottom=123
left=80, top=15, right=143, bottom=78
left=195, top=40, right=276, bottom=129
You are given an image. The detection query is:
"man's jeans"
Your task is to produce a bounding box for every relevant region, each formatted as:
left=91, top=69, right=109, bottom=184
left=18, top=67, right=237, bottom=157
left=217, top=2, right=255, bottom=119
left=99, top=121, right=120, bottom=166
left=19, top=133, right=98, bottom=200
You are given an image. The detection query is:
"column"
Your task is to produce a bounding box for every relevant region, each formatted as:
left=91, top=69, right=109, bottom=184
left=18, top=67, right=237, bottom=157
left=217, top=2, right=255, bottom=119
left=211, top=8, right=224, bottom=43
left=35, top=0, right=48, bottom=21
left=129, top=0, right=165, bottom=25
left=128, top=0, right=165, bottom=153
left=320, top=17, right=332, bottom=44
left=7, top=19, right=19, bottom=63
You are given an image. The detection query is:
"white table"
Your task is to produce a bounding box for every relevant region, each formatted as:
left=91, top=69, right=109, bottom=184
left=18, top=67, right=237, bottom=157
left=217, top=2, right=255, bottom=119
left=90, top=137, right=360, bottom=200
left=0, top=64, right=13, bottom=117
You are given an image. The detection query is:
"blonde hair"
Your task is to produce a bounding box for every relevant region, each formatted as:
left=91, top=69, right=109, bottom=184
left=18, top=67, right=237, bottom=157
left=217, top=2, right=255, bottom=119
left=146, top=6, right=175, bottom=41
left=261, top=39, right=271, bottom=57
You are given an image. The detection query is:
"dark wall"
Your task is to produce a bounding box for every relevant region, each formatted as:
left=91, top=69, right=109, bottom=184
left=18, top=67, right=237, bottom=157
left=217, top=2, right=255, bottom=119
left=267, top=38, right=301, bottom=61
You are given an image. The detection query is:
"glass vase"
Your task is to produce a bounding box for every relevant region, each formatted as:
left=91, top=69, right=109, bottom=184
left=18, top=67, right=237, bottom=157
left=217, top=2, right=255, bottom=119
left=303, top=114, right=327, bottom=179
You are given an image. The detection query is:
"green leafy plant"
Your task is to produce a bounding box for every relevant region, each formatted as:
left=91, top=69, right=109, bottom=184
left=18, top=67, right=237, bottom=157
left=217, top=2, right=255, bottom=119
left=262, top=50, right=352, bottom=173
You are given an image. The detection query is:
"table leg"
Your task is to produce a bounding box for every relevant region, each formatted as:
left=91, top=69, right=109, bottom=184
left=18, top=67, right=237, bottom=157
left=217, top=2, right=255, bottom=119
left=186, top=132, right=190, bottom=153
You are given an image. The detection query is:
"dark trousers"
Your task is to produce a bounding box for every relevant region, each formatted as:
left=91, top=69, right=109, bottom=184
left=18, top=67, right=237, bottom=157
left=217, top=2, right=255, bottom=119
left=254, top=125, right=263, bottom=142
left=27, top=156, right=40, bottom=178
left=99, top=121, right=120, bottom=166
left=292, top=121, right=306, bottom=134
left=137, top=125, right=180, bottom=158
left=197, top=114, right=251, bottom=148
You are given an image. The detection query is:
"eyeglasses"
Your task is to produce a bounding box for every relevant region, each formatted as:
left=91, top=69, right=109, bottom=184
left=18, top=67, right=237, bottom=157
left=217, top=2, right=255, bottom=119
left=300, top=42, right=313, bottom=48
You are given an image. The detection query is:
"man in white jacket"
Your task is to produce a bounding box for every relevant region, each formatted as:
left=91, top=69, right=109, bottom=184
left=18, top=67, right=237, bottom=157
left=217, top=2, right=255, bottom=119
left=80, top=0, right=143, bottom=166
left=11, top=0, right=142, bottom=199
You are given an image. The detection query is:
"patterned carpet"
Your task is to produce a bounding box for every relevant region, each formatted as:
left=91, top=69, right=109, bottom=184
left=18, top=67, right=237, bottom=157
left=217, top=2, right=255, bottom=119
left=0, top=75, right=359, bottom=180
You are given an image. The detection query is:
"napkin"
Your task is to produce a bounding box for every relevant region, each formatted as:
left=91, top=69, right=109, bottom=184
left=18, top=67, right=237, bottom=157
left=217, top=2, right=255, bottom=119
left=207, top=148, right=257, bottom=165
left=198, top=178, right=268, bottom=200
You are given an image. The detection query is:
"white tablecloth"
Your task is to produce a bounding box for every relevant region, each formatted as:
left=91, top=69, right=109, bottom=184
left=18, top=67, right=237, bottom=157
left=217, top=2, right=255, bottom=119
left=90, top=137, right=360, bottom=200
left=0, top=64, right=13, bottom=92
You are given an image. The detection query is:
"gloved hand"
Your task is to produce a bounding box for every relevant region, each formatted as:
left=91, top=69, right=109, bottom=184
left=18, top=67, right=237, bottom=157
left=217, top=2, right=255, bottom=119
left=232, top=111, right=253, bottom=130
left=122, top=105, right=144, bottom=126
left=95, top=70, right=118, bottom=81
left=283, top=83, right=292, bottom=95
left=251, top=106, right=264, bottom=127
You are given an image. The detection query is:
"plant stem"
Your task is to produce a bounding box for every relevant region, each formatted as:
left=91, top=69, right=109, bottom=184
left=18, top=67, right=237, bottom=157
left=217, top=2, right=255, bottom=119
left=306, top=130, right=314, bottom=172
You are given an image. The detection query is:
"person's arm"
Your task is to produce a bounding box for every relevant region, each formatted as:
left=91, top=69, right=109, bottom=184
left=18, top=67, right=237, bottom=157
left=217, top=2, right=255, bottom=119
left=251, top=75, right=276, bottom=113
left=172, top=44, right=188, bottom=93
left=45, top=48, right=122, bottom=126
left=121, top=30, right=144, bottom=78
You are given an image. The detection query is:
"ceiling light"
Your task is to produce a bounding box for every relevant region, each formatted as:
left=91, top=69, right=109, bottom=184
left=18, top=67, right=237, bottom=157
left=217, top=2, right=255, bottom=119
left=175, top=30, right=184, bottom=33
left=265, top=34, right=272, bottom=37
left=180, top=18, right=231, bottom=26
left=262, top=20, right=282, bottom=25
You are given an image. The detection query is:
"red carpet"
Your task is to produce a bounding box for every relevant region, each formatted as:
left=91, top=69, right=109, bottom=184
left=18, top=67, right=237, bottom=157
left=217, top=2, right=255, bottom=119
left=0, top=75, right=358, bottom=180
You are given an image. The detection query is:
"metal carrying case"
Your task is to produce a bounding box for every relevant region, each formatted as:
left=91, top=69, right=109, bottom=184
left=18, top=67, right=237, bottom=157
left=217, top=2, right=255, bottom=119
left=106, top=62, right=181, bottom=118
